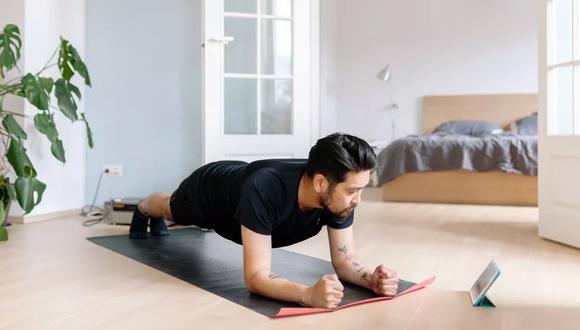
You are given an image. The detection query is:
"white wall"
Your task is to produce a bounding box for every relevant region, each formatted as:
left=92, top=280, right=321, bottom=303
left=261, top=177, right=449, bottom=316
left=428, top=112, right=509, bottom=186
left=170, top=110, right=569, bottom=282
left=85, top=0, right=203, bottom=207
left=319, top=0, right=338, bottom=136
left=320, top=0, right=538, bottom=141
left=0, top=0, right=25, bottom=129
left=23, top=0, right=87, bottom=216
left=0, top=0, right=87, bottom=217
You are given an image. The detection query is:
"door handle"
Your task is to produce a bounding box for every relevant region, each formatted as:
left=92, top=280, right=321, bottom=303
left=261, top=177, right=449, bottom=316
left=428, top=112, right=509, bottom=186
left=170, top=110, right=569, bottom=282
left=207, top=36, right=235, bottom=45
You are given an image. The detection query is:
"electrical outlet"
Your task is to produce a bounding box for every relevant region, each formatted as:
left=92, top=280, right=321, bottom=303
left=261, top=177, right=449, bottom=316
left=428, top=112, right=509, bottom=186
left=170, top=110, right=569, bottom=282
left=103, top=165, right=123, bottom=176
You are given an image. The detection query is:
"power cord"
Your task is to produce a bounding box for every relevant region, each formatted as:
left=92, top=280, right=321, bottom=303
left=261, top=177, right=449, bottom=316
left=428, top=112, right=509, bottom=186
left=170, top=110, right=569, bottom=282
left=81, top=169, right=110, bottom=226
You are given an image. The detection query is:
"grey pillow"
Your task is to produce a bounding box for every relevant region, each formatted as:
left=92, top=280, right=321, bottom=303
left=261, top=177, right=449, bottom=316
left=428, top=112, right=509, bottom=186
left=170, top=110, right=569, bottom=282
left=432, top=120, right=504, bottom=136
left=511, top=112, right=537, bottom=135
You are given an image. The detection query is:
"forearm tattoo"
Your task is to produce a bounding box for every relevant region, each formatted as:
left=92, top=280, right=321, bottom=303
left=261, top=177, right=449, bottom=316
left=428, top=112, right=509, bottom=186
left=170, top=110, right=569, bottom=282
left=338, top=245, right=369, bottom=281
left=268, top=272, right=280, bottom=279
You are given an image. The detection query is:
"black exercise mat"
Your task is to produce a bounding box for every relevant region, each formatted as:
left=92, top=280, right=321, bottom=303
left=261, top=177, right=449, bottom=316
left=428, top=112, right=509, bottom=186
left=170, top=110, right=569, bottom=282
left=88, top=228, right=415, bottom=317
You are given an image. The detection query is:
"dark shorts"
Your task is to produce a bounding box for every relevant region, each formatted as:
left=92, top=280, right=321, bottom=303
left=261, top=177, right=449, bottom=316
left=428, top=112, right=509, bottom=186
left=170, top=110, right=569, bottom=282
left=169, top=169, right=213, bottom=229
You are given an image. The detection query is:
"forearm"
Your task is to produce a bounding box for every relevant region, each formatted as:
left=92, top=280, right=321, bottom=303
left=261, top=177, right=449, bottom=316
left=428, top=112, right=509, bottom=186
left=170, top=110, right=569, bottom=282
left=334, top=254, right=373, bottom=290
left=247, top=271, right=310, bottom=305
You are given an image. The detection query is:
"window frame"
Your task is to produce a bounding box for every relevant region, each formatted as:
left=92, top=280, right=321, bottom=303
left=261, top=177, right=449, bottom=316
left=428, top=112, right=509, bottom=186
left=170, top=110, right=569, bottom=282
left=547, top=0, right=580, bottom=135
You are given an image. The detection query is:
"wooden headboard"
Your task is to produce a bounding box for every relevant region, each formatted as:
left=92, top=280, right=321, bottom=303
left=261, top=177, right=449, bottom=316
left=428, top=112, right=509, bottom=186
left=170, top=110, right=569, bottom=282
left=422, top=94, right=538, bottom=135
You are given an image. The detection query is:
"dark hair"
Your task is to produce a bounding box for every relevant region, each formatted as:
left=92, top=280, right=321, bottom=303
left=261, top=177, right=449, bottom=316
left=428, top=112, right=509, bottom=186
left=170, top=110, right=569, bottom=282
left=305, top=133, right=377, bottom=187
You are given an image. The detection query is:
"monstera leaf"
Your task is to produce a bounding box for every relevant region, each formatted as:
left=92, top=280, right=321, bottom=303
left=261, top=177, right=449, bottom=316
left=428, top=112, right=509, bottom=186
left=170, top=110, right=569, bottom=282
left=58, top=38, right=91, bottom=86
left=0, top=203, right=6, bottom=240
left=6, top=139, right=36, bottom=177
left=0, top=176, right=13, bottom=239
left=80, top=113, right=94, bottom=149
left=0, top=24, right=21, bottom=73
left=54, top=78, right=80, bottom=121
left=34, top=112, right=65, bottom=162
left=2, top=114, right=27, bottom=139
left=21, top=74, right=53, bottom=111
left=15, top=176, right=46, bottom=214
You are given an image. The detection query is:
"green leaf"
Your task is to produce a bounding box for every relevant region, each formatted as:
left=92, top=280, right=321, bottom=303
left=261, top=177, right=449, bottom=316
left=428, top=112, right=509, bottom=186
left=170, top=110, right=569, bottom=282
left=34, top=112, right=65, bottom=163
left=58, top=39, right=74, bottom=81
left=22, top=73, right=53, bottom=110
left=6, top=139, right=36, bottom=177
left=69, top=46, right=91, bottom=86
left=54, top=78, right=79, bottom=121
left=50, top=139, right=65, bottom=162
left=0, top=183, right=7, bottom=206
left=6, top=182, right=16, bottom=201
left=2, top=114, right=27, bottom=139
left=58, top=38, right=91, bottom=86
left=40, top=77, right=54, bottom=93
left=34, top=112, right=58, bottom=141
left=15, top=176, right=46, bottom=214
left=0, top=178, right=11, bottom=240
left=0, top=24, right=22, bottom=71
left=80, top=113, right=94, bottom=148
left=22, top=165, right=36, bottom=177
left=0, top=199, right=5, bottom=227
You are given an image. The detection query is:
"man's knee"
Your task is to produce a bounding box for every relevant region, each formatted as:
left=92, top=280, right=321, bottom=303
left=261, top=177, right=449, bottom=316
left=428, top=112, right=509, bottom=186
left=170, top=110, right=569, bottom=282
left=140, top=193, right=172, bottom=219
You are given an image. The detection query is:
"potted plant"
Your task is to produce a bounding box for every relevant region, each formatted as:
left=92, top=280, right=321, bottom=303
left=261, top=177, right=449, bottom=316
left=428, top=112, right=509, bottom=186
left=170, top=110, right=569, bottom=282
left=0, top=23, right=94, bottom=241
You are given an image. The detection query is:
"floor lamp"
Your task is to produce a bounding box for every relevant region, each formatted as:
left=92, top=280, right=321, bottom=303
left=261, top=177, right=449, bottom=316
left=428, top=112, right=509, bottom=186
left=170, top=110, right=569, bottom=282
left=377, top=65, right=399, bottom=143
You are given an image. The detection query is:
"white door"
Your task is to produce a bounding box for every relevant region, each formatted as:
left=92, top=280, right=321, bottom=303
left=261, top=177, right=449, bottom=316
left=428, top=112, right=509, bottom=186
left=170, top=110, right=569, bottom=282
left=203, top=0, right=319, bottom=163
left=538, top=0, right=580, bottom=248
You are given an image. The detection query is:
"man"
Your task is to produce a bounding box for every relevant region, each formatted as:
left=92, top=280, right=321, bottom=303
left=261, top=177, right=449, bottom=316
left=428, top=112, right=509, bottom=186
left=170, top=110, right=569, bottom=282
left=130, top=133, right=399, bottom=308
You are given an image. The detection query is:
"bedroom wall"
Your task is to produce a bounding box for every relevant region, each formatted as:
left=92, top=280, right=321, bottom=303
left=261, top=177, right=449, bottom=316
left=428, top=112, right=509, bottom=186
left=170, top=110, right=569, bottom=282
left=319, top=0, right=538, bottom=141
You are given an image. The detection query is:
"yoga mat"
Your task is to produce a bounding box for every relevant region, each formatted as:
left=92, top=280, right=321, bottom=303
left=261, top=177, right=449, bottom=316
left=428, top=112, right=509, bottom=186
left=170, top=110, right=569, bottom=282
left=88, top=228, right=435, bottom=318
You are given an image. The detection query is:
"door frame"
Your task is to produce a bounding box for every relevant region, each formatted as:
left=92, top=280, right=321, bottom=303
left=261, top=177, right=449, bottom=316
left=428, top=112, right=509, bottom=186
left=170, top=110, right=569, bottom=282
left=538, top=0, right=580, bottom=248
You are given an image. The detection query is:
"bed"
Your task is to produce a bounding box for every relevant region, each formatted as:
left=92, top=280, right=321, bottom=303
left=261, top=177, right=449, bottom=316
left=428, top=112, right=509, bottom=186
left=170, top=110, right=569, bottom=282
left=378, top=94, right=538, bottom=206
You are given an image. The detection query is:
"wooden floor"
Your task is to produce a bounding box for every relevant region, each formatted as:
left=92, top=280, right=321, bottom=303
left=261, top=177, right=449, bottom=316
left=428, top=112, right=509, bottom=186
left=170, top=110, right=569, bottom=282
left=1, top=188, right=580, bottom=329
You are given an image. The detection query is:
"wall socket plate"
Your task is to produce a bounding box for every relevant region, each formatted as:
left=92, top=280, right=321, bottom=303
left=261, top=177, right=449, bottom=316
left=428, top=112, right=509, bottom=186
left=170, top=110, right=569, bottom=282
left=103, top=165, right=123, bottom=176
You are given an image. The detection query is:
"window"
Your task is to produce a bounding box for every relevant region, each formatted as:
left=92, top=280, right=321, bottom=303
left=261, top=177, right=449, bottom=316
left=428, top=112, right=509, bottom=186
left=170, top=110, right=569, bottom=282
left=223, top=0, right=294, bottom=135
left=547, top=0, right=580, bottom=135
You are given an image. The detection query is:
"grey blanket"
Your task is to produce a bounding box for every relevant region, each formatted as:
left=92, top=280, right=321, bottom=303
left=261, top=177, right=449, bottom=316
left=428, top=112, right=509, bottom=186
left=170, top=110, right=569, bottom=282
left=376, top=133, right=538, bottom=185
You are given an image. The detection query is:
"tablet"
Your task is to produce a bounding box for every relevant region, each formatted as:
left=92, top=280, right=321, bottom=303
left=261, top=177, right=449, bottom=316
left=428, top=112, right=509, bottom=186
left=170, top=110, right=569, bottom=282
left=469, top=260, right=501, bottom=306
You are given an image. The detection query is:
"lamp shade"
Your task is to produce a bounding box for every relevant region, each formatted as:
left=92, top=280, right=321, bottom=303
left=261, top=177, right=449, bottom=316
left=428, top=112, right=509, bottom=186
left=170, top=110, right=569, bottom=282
left=377, top=65, right=391, bottom=83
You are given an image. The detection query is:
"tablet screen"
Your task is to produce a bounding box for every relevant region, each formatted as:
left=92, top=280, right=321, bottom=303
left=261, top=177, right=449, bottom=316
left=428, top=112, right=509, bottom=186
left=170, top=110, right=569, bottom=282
left=469, top=260, right=500, bottom=305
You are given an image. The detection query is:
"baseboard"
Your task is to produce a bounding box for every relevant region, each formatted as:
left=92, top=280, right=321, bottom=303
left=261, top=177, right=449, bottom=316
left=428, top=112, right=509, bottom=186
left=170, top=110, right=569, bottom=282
left=8, top=208, right=82, bottom=224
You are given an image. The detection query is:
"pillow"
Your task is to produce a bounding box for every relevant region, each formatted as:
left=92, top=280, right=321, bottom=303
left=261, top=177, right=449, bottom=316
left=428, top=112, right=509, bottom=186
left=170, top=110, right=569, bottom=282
left=432, top=120, right=504, bottom=136
left=510, top=112, right=537, bottom=135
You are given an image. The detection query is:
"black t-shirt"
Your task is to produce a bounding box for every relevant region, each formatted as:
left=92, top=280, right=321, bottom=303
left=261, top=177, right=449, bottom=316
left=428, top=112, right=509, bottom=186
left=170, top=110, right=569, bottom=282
left=194, top=159, right=354, bottom=248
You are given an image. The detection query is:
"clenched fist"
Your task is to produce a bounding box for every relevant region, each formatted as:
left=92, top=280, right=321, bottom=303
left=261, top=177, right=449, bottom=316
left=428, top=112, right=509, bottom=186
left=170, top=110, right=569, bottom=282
left=304, top=274, right=344, bottom=308
left=371, top=264, right=399, bottom=297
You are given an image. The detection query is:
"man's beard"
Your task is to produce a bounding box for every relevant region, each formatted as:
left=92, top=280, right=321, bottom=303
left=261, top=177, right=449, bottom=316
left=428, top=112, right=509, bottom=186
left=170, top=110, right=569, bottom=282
left=321, top=191, right=354, bottom=219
